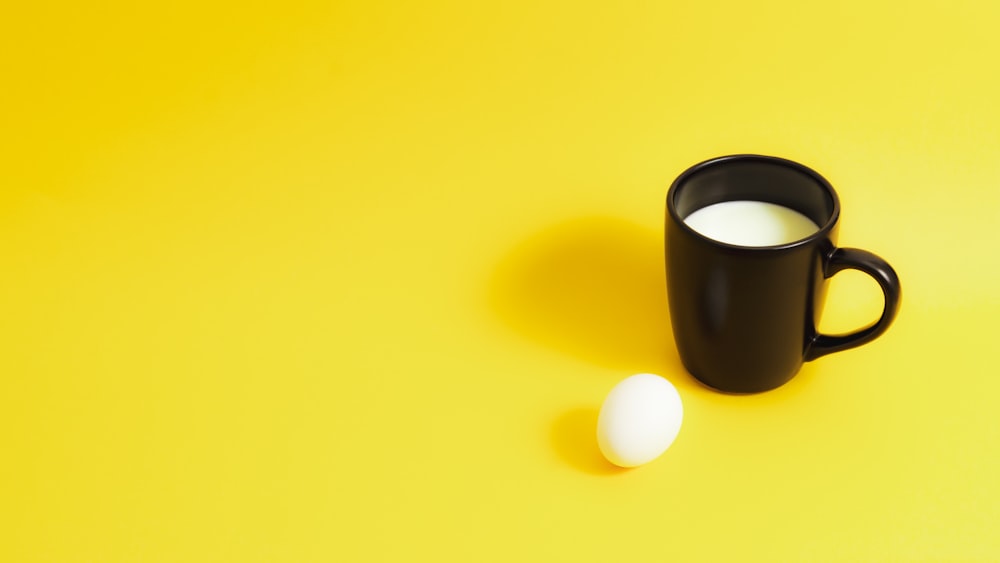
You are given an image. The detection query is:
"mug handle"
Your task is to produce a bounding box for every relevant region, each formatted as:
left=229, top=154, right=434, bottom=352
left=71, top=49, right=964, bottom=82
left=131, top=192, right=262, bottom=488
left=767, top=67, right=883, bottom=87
left=805, top=248, right=901, bottom=361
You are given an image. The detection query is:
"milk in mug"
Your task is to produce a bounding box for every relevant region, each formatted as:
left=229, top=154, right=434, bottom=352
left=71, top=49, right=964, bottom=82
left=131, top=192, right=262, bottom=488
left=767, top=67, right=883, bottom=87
left=683, top=200, right=820, bottom=247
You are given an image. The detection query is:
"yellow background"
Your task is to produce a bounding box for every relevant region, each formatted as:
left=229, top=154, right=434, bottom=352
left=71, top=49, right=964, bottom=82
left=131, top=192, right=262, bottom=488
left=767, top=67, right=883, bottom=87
left=3, top=1, right=999, bottom=561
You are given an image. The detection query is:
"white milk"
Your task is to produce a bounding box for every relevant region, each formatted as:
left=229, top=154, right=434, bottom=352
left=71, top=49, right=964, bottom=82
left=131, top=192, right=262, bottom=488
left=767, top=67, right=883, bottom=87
left=683, top=200, right=820, bottom=247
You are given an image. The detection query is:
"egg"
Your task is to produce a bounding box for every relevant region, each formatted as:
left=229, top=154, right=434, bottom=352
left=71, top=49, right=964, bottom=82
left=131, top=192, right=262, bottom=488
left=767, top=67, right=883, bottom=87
left=597, top=373, right=683, bottom=467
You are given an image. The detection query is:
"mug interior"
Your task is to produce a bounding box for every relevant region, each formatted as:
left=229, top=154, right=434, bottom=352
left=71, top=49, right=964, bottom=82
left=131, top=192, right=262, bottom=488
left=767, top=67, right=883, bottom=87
left=670, top=156, right=838, bottom=236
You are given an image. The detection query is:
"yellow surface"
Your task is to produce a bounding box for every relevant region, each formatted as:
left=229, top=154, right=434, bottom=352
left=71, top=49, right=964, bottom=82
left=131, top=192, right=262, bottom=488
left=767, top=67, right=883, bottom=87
left=2, top=1, right=999, bottom=561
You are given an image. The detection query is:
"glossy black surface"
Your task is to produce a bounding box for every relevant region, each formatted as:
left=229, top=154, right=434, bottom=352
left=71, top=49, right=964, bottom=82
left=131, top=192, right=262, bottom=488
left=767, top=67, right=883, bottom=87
left=665, top=155, right=901, bottom=393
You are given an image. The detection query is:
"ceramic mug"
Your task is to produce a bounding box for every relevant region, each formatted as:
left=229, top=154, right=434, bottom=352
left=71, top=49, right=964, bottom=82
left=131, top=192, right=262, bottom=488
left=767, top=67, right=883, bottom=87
left=665, top=154, right=901, bottom=393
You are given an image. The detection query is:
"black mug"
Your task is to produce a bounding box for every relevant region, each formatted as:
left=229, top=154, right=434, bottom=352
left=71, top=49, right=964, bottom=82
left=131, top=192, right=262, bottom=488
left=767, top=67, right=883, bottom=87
left=665, top=155, right=901, bottom=393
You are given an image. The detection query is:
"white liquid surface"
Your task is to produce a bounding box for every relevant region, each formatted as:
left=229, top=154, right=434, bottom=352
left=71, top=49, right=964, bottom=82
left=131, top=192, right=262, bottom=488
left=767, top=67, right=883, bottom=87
left=683, top=200, right=820, bottom=247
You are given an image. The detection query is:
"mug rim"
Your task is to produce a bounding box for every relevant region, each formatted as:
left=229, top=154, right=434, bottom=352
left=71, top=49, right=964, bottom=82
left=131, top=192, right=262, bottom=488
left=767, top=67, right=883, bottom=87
left=667, top=154, right=841, bottom=251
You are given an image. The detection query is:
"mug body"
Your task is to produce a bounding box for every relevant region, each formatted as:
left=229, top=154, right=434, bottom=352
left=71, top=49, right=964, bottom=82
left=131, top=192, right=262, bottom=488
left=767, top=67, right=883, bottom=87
left=666, top=155, right=840, bottom=393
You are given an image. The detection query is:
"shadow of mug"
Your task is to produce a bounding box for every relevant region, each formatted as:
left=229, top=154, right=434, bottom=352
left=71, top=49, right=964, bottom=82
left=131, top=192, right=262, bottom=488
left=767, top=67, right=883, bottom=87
left=489, top=216, right=684, bottom=377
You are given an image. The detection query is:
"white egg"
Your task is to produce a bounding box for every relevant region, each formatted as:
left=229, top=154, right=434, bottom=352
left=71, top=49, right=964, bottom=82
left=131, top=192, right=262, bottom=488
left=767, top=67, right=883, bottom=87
left=597, top=373, right=683, bottom=467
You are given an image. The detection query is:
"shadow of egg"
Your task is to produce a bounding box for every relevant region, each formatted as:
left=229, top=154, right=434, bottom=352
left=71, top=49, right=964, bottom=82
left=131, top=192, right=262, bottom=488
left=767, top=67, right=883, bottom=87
left=550, top=407, right=626, bottom=476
